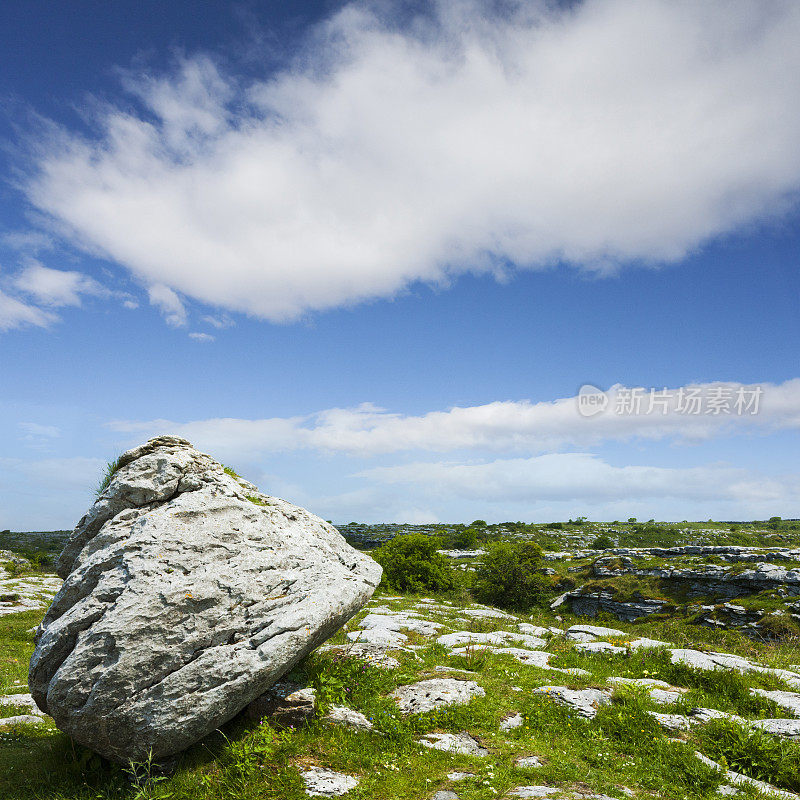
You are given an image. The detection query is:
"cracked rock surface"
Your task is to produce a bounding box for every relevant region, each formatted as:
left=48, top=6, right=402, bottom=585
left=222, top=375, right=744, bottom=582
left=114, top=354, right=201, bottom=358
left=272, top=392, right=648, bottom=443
left=28, top=436, right=381, bottom=763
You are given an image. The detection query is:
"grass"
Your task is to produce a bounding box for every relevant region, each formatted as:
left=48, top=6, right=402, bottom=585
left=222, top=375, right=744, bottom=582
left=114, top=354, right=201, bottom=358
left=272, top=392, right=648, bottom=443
left=245, top=495, right=272, bottom=507
left=95, top=455, right=125, bottom=499
left=697, top=717, right=800, bottom=791
left=0, top=609, right=39, bottom=696
left=1, top=593, right=798, bottom=799
left=3, top=517, right=800, bottom=800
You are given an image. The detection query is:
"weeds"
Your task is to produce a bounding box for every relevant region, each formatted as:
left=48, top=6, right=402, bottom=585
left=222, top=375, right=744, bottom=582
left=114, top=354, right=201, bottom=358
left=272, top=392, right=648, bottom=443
left=95, top=454, right=125, bottom=498
left=697, top=718, right=800, bottom=791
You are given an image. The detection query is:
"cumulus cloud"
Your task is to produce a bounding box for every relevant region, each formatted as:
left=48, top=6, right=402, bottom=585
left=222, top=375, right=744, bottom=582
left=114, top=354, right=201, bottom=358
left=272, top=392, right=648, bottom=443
left=13, top=261, right=106, bottom=306
left=22, top=0, right=800, bottom=320
left=350, top=452, right=800, bottom=520
left=358, top=453, right=788, bottom=503
left=148, top=284, right=188, bottom=327
left=188, top=331, right=215, bottom=342
left=0, top=288, right=57, bottom=331
left=106, top=378, right=800, bottom=459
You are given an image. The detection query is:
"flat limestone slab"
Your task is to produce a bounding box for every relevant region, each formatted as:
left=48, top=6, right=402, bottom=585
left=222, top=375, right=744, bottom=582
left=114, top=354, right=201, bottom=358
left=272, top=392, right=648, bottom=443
left=300, top=767, right=359, bottom=796
left=392, top=678, right=485, bottom=714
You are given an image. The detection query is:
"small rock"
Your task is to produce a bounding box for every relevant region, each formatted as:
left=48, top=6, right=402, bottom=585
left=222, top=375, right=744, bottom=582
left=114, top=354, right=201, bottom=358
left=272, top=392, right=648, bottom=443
left=0, top=693, right=45, bottom=715
left=246, top=682, right=316, bottom=727
left=515, top=756, right=542, bottom=768
left=432, top=792, right=460, bottom=800
left=392, top=679, right=485, bottom=715
left=649, top=712, right=692, bottom=731
left=628, top=637, right=671, bottom=650
left=650, top=689, right=685, bottom=705
left=447, top=772, right=475, bottom=781
left=347, top=628, right=408, bottom=647
left=689, top=708, right=743, bottom=725
left=500, top=712, right=524, bottom=730
left=325, top=706, right=373, bottom=731
left=518, top=624, right=551, bottom=637
left=463, top=607, right=517, bottom=620
left=574, top=641, right=626, bottom=655
left=317, top=643, right=400, bottom=670
left=0, top=715, right=45, bottom=728
left=485, top=648, right=553, bottom=667
left=508, top=788, right=558, bottom=798
left=300, top=767, right=359, bottom=797
left=359, top=612, right=442, bottom=637
left=533, top=686, right=610, bottom=718
left=418, top=732, right=488, bottom=756
left=565, top=631, right=597, bottom=643
left=437, top=631, right=545, bottom=649
left=568, top=624, right=625, bottom=637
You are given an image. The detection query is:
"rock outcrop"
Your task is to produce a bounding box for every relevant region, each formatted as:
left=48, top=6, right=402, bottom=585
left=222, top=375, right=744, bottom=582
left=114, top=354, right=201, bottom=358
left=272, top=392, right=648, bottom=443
left=29, top=436, right=381, bottom=763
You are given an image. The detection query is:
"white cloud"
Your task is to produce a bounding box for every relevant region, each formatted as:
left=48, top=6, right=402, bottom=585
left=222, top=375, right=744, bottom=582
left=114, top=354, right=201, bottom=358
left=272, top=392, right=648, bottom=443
left=13, top=261, right=106, bottom=307
left=107, top=379, right=800, bottom=458
left=0, top=288, right=57, bottom=331
left=23, top=0, right=800, bottom=320
left=350, top=452, right=800, bottom=521
left=358, top=453, right=753, bottom=502
left=188, top=331, right=215, bottom=342
left=148, top=284, right=187, bottom=327
left=2, top=231, right=55, bottom=253
left=201, top=314, right=234, bottom=329
left=19, top=422, right=61, bottom=439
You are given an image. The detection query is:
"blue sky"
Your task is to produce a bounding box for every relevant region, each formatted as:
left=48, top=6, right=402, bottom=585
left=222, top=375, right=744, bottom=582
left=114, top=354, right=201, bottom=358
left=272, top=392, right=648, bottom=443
left=1, top=0, right=799, bottom=530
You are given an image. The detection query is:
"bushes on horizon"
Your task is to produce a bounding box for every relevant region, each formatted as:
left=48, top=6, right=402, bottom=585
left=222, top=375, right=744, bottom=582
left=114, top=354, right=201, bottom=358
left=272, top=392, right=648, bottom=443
left=371, top=534, right=455, bottom=593
left=473, top=540, right=549, bottom=610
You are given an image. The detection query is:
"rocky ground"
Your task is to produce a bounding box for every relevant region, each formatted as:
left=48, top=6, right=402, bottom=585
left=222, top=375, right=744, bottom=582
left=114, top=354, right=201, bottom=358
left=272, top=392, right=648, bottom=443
left=544, top=544, right=800, bottom=639
left=2, top=580, right=800, bottom=798
left=0, top=552, right=62, bottom=619
left=2, top=522, right=800, bottom=799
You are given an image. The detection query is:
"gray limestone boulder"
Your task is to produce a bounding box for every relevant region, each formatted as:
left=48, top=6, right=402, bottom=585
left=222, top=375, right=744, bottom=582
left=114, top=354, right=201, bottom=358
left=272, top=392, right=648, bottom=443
left=28, top=436, right=381, bottom=763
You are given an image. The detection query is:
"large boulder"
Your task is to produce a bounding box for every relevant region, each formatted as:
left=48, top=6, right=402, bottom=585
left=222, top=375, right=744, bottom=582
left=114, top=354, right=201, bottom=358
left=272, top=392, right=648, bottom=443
left=29, top=436, right=381, bottom=763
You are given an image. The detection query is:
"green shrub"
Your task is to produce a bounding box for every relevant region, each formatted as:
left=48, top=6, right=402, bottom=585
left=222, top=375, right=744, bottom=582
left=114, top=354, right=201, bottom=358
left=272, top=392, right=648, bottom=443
left=371, top=534, right=455, bottom=593
left=591, top=534, right=614, bottom=549
left=455, top=527, right=480, bottom=549
left=757, top=614, right=800, bottom=641
left=473, top=540, right=549, bottom=610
